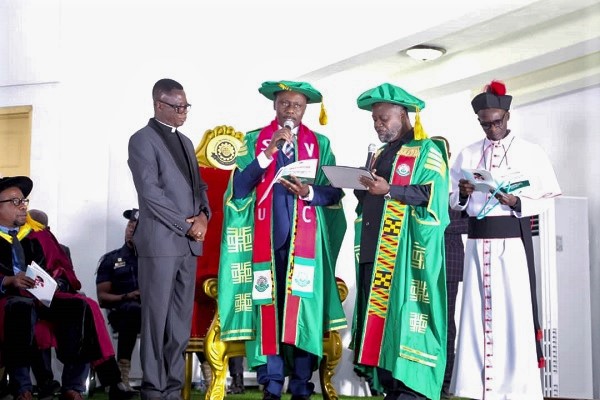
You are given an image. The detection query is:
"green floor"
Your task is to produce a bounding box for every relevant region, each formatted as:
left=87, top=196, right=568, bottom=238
left=87, top=388, right=467, bottom=400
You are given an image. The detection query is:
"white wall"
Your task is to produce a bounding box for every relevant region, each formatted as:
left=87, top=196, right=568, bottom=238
left=510, top=86, right=600, bottom=398
left=2, top=0, right=599, bottom=397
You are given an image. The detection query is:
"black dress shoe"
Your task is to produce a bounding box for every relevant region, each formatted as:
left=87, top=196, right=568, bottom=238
left=227, top=374, right=245, bottom=395
left=262, top=390, right=281, bottom=400
left=108, top=383, right=137, bottom=400
left=397, top=391, right=426, bottom=400
left=384, top=391, right=401, bottom=400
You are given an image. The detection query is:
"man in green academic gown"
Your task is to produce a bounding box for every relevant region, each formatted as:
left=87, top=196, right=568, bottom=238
left=218, top=80, right=347, bottom=400
left=352, top=83, right=449, bottom=400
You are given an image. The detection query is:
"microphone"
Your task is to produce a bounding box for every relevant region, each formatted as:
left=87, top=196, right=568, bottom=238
left=277, top=119, right=294, bottom=150
left=364, top=143, right=377, bottom=170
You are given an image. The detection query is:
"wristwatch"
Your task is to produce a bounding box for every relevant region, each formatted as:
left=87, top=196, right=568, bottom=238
left=199, top=205, right=210, bottom=219
left=384, top=192, right=392, bottom=200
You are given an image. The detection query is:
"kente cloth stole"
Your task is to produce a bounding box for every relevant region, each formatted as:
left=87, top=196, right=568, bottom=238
left=357, top=146, right=417, bottom=366
left=251, top=119, right=319, bottom=355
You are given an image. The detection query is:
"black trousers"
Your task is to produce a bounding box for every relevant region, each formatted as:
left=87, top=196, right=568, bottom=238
left=2, top=296, right=90, bottom=394
left=3, top=295, right=121, bottom=388
left=2, top=297, right=37, bottom=367
left=108, top=301, right=141, bottom=360
left=355, top=264, right=425, bottom=400
left=2, top=296, right=104, bottom=365
left=443, top=280, right=459, bottom=393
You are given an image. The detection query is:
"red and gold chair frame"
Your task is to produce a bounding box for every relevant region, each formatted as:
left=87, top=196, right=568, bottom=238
left=183, top=277, right=348, bottom=400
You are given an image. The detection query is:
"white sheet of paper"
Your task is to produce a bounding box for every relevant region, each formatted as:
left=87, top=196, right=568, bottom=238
left=321, top=166, right=375, bottom=190
left=258, top=159, right=318, bottom=205
left=461, top=168, right=500, bottom=193
left=462, top=168, right=530, bottom=195
left=25, top=261, right=58, bottom=307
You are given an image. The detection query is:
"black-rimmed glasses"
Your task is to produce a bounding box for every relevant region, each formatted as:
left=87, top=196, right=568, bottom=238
left=0, top=198, right=30, bottom=207
left=479, top=113, right=507, bottom=130
left=159, top=100, right=192, bottom=114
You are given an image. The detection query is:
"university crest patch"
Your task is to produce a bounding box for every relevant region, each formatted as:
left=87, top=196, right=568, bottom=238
left=396, top=163, right=411, bottom=177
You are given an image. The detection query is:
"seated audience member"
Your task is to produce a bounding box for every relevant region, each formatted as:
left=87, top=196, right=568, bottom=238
left=28, top=209, right=71, bottom=260
left=27, top=209, right=63, bottom=400
left=96, top=209, right=141, bottom=392
left=193, top=352, right=245, bottom=394
left=227, top=356, right=245, bottom=395
left=0, top=176, right=135, bottom=400
left=193, top=352, right=212, bottom=390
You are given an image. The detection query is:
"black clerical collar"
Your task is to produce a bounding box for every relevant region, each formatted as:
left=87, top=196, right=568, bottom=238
left=154, top=118, right=177, bottom=133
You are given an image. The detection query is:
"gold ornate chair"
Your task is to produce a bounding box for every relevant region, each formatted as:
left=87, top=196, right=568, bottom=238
left=182, top=125, right=244, bottom=400
left=201, top=277, right=348, bottom=400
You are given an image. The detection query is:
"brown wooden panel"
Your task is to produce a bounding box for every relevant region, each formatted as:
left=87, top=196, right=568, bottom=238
left=0, top=105, right=32, bottom=177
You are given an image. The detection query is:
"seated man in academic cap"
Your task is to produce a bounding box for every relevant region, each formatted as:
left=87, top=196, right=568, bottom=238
left=351, top=83, right=450, bottom=400
left=218, top=80, right=347, bottom=400
left=0, top=176, right=135, bottom=400
left=24, top=209, right=70, bottom=400
left=29, top=209, right=72, bottom=261
left=96, top=208, right=142, bottom=393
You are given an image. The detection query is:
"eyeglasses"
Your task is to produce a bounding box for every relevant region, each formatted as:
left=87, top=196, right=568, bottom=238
left=0, top=198, right=30, bottom=207
left=479, top=114, right=506, bottom=130
left=158, top=100, right=192, bottom=114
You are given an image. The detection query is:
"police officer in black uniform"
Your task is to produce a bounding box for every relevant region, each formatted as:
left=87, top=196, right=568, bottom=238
left=96, top=209, right=141, bottom=393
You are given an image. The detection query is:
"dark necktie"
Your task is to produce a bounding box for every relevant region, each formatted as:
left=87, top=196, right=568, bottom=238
left=9, top=230, right=27, bottom=272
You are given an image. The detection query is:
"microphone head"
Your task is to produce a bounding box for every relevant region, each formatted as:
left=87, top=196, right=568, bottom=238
left=284, top=119, right=294, bottom=130
left=368, top=143, right=377, bottom=152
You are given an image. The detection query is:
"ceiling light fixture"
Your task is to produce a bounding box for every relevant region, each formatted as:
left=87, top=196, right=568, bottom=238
left=405, top=45, right=446, bottom=61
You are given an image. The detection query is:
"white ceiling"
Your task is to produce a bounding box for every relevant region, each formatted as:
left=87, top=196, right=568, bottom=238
left=286, top=0, right=600, bottom=107
left=2, top=0, right=598, bottom=108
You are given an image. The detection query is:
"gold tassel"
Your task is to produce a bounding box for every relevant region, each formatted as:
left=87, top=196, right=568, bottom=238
left=319, top=101, right=328, bottom=125
left=413, top=107, right=427, bottom=140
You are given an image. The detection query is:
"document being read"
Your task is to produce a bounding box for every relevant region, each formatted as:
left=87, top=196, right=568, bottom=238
left=25, top=261, right=58, bottom=307
left=258, top=159, right=318, bottom=205
left=462, top=168, right=530, bottom=195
